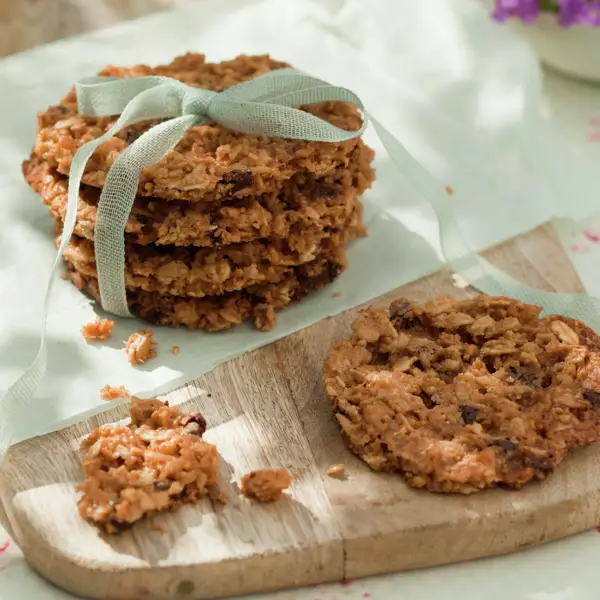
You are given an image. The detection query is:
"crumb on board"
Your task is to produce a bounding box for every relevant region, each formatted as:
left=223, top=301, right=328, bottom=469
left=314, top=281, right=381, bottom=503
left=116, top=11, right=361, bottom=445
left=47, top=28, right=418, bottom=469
left=332, top=292, right=341, bottom=298
left=327, top=463, right=345, bottom=478
left=99, top=385, right=130, bottom=401
left=77, top=397, right=219, bottom=534
left=240, top=468, right=292, bottom=502
left=82, top=318, right=114, bottom=342
left=445, top=184, right=454, bottom=195
left=125, top=329, right=157, bottom=365
left=171, top=346, right=180, bottom=355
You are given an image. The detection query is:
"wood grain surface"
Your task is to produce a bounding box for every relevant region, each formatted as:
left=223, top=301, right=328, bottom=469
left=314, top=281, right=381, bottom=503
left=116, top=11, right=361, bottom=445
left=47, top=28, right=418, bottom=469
left=2, top=223, right=600, bottom=600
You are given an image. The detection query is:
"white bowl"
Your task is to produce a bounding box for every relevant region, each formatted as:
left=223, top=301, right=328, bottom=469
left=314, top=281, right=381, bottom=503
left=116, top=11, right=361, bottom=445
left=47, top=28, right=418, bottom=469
left=513, top=13, right=600, bottom=83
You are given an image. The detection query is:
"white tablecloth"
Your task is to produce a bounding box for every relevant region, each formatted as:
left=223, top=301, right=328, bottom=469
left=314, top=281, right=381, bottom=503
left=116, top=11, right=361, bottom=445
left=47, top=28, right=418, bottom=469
left=3, top=2, right=600, bottom=599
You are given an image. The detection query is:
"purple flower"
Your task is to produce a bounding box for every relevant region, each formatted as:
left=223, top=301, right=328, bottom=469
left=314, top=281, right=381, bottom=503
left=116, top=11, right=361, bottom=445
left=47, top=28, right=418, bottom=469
left=582, top=0, right=600, bottom=25
left=557, top=0, right=587, bottom=26
left=493, top=0, right=541, bottom=23
left=557, top=0, right=600, bottom=26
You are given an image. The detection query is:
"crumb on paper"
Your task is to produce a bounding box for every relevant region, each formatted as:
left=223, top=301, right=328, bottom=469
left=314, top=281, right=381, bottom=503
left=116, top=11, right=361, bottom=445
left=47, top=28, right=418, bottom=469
left=171, top=346, right=180, bottom=355
left=99, top=385, right=130, bottom=401
left=82, top=318, right=114, bottom=342
left=240, top=468, right=292, bottom=502
left=332, top=291, right=341, bottom=298
left=77, top=397, right=218, bottom=534
left=445, top=184, right=454, bottom=195
left=125, top=329, right=157, bottom=365
left=151, top=523, right=166, bottom=534
left=327, top=463, right=345, bottom=478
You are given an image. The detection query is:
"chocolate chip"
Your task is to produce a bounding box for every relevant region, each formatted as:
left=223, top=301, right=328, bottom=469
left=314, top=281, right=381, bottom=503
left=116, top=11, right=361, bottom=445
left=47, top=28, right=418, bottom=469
left=508, top=366, right=538, bottom=387
left=180, top=413, right=207, bottom=436
left=126, top=130, right=142, bottom=145
left=55, top=104, right=69, bottom=114
left=220, top=169, right=254, bottom=193
left=460, top=404, right=479, bottom=425
left=584, top=388, right=600, bottom=408
left=108, top=520, right=133, bottom=533
left=327, top=262, right=343, bottom=281
left=313, top=183, right=336, bottom=198
left=526, top=456, right=554, bottom=472
left=419, top=391, right=436, bottom=409
left=389, top=299, right=419, bottom=331
left=154, top=480, right=171, bottom=491
left=492, top=439, right=518, bottom=452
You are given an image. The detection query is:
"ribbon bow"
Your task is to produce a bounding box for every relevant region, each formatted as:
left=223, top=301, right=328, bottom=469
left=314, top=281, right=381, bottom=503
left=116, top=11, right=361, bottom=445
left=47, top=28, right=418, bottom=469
left=70, top=68, right=368, bottom=317
left=3, top=67, right=600, bottom=462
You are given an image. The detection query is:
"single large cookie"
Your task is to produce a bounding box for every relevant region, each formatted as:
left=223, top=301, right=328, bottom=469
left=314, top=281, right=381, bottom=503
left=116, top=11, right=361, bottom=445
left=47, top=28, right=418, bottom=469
left=24, top=142, right=374, bottom=247
left=33, top=53, right=365, bottom=202
left=60, top=203, right=363, bottom=298
left=324, top=295, right=600, bottom=494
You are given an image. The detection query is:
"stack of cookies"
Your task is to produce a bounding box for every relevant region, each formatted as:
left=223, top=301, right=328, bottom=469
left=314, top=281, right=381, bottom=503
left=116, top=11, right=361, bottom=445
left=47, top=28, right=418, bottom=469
left=23, top=54, right=375, bottom=332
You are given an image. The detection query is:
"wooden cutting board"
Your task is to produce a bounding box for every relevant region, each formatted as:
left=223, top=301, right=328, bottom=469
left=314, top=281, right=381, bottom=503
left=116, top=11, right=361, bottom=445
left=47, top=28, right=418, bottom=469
left=2, top=224, right=600, bottom=600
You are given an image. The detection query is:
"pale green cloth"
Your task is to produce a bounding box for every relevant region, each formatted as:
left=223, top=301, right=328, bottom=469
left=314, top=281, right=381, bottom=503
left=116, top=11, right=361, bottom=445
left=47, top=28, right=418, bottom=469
left=1, top=68, right=599, bottom=461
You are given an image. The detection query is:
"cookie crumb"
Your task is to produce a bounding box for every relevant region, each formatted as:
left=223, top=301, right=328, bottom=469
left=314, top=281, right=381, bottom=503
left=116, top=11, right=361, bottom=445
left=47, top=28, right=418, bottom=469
left=332, top=292, right=341, bottom=298
left=99, top=385, right=130, bottom=401
left=240, top=468, right=292, bottom=502
left=82, top=318, right=114, bottom=342
left=151, top=523, right=166, bottom=534
left=171, top=346, right=180, bottom=355
left=125, top=329, right=157, bottom=365
left=327, top=463, right=345, bottom=478
left=445, top=184, right=454, bottom=195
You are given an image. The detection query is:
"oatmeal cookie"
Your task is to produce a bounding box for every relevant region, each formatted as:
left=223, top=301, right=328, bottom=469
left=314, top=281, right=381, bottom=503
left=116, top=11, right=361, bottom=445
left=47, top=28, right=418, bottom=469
left=23, top=143, right=374, bottom=248
left=60, top=205, right=363, bottom=298
left=77, top=397, right=218, bottom=533
left=324, top=295, right=600, bottom=494
left=33, top=53, right=366, bottom=202
left=65, top=252, right=347, bottom=332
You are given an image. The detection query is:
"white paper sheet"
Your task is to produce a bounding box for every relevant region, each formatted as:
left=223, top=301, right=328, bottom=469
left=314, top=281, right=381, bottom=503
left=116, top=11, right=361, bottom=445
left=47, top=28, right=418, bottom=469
left=1, top=0, right=599, bottom=448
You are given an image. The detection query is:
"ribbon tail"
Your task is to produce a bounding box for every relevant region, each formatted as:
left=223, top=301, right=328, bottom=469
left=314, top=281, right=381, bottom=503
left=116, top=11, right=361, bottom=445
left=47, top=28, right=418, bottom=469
left=95, top=114, right=197, bottom=316
left=368, top=113, right=600, bottom=331
left=0, top=88, right=190, bottom=462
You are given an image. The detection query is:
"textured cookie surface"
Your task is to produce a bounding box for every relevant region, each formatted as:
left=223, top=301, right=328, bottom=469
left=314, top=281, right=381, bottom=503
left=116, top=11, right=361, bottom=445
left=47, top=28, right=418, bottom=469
left=60, top=204, right=363, bottom=298
left=78, top=398, right=218, bottom=533
left=33, top=53, right=364, bottom=202
left=324, top=295, right=600, bottom=494
left=66, top=252, right=348, bottom=332
left=24, top=143, right=374, bottom=247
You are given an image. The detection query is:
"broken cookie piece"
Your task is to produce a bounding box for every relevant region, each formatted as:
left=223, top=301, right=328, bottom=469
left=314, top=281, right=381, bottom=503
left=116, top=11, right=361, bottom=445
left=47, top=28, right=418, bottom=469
left=324, top=295, right=600, bottom=494
left=81, top=318, right=114, bottom=341
left=77, top=398, right=219, bottom=533
left=125, top=329, right=157, bottom=365
left=240, top=468, right=292, bottom=502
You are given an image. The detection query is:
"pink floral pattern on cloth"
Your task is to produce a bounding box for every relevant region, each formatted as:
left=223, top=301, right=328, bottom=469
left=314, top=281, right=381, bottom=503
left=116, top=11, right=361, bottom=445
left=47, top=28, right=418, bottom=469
left=0, top=537, right=19, bottom=575
left=552, top=215, right=600, bottom=298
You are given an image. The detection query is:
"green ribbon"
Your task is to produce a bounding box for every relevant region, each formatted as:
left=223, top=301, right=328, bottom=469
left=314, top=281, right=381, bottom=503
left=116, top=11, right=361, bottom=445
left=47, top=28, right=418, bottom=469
left=1, top=67, right=599, bottom=461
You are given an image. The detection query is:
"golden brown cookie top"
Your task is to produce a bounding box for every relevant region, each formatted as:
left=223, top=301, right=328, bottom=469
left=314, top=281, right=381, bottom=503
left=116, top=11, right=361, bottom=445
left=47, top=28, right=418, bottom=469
left=33, top=53, right=364, bottom=202
left=325, top=295, right=600, bottom=494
